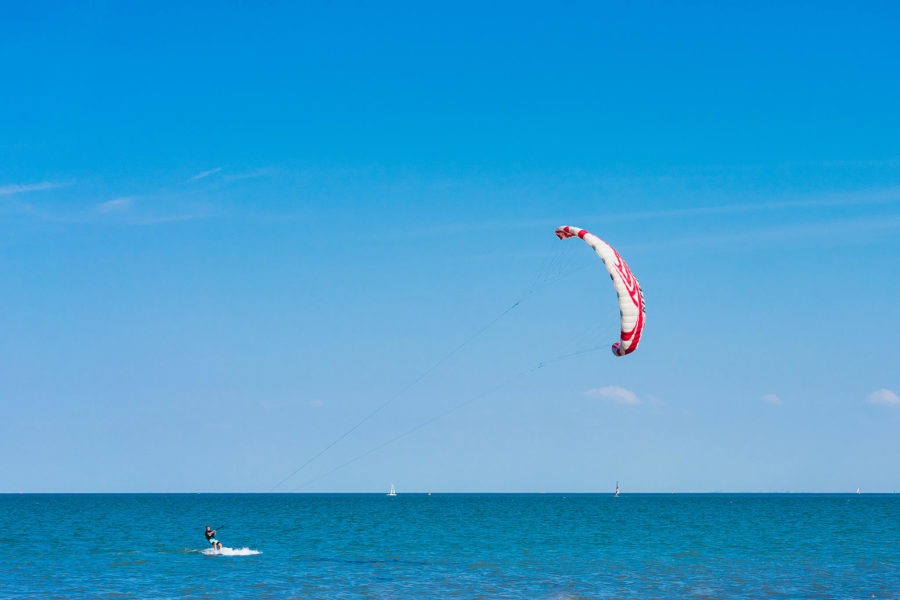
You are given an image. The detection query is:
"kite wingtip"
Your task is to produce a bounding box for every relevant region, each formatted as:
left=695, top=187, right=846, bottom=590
left=555, top=225, right=578, bottom=240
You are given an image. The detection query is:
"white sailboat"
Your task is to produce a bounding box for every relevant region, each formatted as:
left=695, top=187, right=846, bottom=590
left=614, top=481, right=620, bottom=497
left=387, top=483, right=397, bottom=497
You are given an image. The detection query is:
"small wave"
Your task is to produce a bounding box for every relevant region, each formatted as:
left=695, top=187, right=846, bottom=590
left=201, top=546, right=261, bottom=556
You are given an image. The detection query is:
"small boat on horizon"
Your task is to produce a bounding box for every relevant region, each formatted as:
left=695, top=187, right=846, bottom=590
left=388, top=483, right=397, bottom=497
left=615, top=481, right=620, bottom=497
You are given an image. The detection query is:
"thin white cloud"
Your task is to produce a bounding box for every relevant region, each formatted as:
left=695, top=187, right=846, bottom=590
left=308, top=399, right=324, bottom=409
left=0, top=181, right=67, bottom=196
left=224, top=167, right=275, bottom=182
left=128, top=213, right=209, bottom=226
left=627, top=213, right=900, bottom=253
left=96, top=197, right=135, bottom=213
left=761, top=393, right=782, bottom=406
left=188, top=167, right=222, bottom=182
left=362, top=184, right=900, bottom=242
left=777, top=157, right=900, bottom=169
left=866, top=388, right=900, bottom=407
left=584, top=386, right=641, bottom=405
left=0, top=179, right=218, bottom=226
left=598, top=187, right=900, bottom=224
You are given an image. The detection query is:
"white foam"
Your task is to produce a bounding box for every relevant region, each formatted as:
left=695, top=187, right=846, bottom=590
left=201, top=546, right=261, bottom=556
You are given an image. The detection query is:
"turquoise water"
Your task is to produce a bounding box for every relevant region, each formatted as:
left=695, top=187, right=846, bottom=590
left=2, top=493, right=898, bottom=598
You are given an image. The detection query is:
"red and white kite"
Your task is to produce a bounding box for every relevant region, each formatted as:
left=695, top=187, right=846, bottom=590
left=555, top=225, right=646, bottom=356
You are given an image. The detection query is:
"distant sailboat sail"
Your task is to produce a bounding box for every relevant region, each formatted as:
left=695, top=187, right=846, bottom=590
left=615, top=482, right=620, bottom=497
left=388, top=483, right=397, bottom=497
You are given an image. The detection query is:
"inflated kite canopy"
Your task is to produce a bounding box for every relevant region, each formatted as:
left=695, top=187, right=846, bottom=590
left=555, top=225, right=646, bottom=356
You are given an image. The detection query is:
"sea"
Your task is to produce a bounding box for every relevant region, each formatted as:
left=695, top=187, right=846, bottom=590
left=2, top=493, right=898, bottom=598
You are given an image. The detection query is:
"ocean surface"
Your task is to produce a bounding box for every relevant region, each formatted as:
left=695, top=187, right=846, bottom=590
left=2, top=493, right=898, bottom=598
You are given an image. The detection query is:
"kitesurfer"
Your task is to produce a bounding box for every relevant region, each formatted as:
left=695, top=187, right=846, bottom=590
left=205, top=525, right=222, bottom=551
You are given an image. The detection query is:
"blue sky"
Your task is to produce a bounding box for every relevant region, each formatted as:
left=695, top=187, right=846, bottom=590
left=2, top=1, right=898, bottom=493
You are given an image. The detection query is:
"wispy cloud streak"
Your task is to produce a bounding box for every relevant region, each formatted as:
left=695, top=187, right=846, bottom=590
left=596, top=187, right=900, bottom=224
left=188, top=167, right=222, bottom=182
left=224, top=167, right=275, bottom=182
left=361, top=185, right=900, bottom=242
left=96, top=197, right=135, bottom=213
left=0, top=182, right=67, bottom=196
left=628, top=213, right=900, bottom=253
